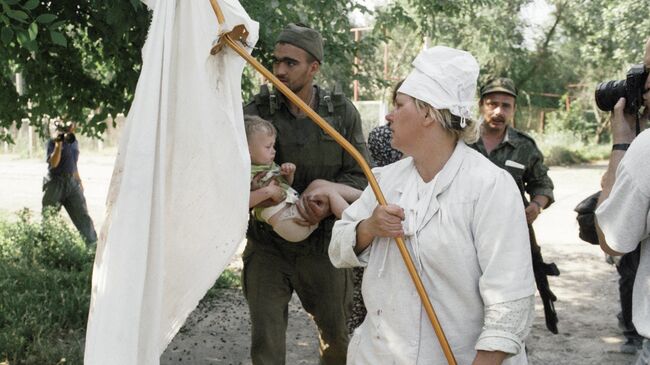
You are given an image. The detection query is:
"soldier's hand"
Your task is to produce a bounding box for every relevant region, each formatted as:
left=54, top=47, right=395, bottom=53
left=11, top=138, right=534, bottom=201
left=250, top=171, right=267, bottom=191
left=266, top=185, right=286, bottom=204
left=525, top=204, right=540, bottom=224
left=296, top=193, right=330, bottom=226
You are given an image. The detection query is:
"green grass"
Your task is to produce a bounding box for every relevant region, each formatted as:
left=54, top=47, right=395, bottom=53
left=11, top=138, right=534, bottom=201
left=0, top=208, right=91, bottom=365
left=0, top=208, right=241, bottom=365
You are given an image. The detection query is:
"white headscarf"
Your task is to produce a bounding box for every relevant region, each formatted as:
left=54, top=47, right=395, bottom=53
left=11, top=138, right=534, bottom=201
left=399, top=46, right=479, bottom=128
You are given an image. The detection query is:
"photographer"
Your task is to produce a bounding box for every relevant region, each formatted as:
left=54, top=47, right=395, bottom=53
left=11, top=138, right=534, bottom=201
left=42, top=121, right=97, bottom=245
left=596, top=38, right=650, bottom=365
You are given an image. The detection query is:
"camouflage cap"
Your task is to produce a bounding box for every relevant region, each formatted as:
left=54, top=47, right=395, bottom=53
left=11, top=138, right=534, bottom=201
left=480, top=77, right=517, bottom=98
left=276, top=23, right=323, bottom=63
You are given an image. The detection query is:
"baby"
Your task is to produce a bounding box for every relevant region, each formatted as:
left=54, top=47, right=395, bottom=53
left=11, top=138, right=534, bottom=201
left=245, top=115, right=359, bottom=242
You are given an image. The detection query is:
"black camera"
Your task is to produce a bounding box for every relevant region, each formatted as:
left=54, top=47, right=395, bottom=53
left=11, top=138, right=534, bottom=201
left=54, top=121, right=72, bottom=133
left=54, top=121, right=76, bottom=143
left=595, top=64, right=648, bottom=115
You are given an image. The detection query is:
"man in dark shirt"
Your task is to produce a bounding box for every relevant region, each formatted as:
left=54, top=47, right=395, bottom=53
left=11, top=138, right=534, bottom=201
left=42, top=122, right=97, bottom=244
left=243, top=23, right=369, bottom=365
left=469, top=77, right=559, bottom=334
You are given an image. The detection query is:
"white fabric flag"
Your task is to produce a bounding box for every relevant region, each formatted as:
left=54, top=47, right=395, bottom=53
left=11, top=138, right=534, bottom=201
left=84, top=1, right=258, bottom=364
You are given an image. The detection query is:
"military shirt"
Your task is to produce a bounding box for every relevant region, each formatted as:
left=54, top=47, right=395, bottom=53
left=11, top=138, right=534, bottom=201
left=244, top=85, right=370, bottom=253
left=470, top=126, right=554, bottom=205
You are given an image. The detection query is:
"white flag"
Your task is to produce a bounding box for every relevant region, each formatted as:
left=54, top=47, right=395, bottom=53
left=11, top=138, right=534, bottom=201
left=84, top=1, right=258, bottom=363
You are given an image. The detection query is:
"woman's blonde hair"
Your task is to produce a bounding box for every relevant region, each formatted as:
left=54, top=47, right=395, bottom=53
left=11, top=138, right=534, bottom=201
left=413, top=98, right=479, bottom=144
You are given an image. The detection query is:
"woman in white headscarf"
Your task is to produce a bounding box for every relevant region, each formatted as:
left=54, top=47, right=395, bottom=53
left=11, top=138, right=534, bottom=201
left=329, top=46, right=536, bottom=365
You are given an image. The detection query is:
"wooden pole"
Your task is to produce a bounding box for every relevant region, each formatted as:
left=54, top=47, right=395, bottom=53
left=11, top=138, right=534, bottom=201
left=208, top=0, right=225, bottom=25
left=208, top=2, right=456, bottom=364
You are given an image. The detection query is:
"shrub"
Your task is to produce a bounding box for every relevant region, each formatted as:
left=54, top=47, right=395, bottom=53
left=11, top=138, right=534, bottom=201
left=0, top=208, right=241, bottom=364
left=529, top=130, right=610, bottom=166
left=0, top=208, right=92, bottom=364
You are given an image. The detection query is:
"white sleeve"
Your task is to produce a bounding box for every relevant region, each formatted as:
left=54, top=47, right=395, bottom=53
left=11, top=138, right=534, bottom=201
left=596, top=163, right=650, bottom=254
left=329, top=185, right=377, bottom=268
left=472, top=170, right=536, bottom=305
left=475, top=295, right=535, bottom=355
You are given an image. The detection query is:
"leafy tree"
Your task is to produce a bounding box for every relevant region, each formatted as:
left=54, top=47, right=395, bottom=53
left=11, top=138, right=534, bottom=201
left=1, top=0, right=375, bottom=141
left=0, top=0, right=151, bottom=141
left=368, top=1, right=531, bottom=84
left=3, top=0, right=648, bottom=143
left=240, top=0, right=374, bottom=98
left=544, top=0, right=650, bottom=140
left=1, top=0, right=64, bottom=141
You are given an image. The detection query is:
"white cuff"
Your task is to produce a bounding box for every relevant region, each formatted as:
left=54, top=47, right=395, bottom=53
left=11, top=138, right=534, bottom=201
left=475, top=329, right=522, bottom=355
left=475, top=295, right=534, bottom=355
left=329, top=219, right=368, bottom=268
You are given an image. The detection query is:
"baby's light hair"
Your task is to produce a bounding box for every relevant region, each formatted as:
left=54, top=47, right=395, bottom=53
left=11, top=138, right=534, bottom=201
left=244, top=115, right=276, bottom=142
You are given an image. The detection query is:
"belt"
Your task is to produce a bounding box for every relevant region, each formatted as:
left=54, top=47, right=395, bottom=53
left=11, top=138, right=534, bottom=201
left=49, top=172, right=75, bottom=178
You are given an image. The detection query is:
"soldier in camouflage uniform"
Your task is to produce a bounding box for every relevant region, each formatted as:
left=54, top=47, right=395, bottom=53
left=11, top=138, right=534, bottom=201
left=242, top=23, right=369, bottom=365
left=469, top=77, right=560, bottom=334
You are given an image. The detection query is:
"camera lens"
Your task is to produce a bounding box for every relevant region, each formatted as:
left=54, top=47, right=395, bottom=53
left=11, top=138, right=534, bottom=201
left=595, top=79, right=627, bottom=111
left=65, top=133, right=76, bottom=144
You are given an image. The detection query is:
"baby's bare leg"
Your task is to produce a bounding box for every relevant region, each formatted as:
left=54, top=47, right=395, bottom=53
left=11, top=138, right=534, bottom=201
left=328, top=192, right=350, bottom=219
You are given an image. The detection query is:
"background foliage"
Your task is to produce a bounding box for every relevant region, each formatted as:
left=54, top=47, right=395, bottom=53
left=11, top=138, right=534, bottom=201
left=0, top=0, right=150, bottom=142
left=1, top=0, right=649, bottom=143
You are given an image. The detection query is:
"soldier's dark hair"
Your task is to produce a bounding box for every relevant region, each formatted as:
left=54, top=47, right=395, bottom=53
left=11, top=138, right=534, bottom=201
left=244, top=115, right=276, bottom=141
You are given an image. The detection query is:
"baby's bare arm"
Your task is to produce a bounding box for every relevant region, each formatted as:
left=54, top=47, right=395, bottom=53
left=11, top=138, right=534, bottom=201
left=280, top=163, right=296, bottom=185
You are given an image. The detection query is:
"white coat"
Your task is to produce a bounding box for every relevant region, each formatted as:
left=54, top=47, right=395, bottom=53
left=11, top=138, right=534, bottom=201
left=329, top=142, right=535, bottom=365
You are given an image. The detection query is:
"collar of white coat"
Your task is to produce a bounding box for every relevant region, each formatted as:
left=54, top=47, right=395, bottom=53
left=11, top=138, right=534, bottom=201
left=393, top=140, right=468, bottom=198
left=374, top=140, right=469, bottom=235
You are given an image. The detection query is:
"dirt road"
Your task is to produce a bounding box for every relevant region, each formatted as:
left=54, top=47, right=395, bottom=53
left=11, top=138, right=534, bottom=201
left=0, top=154, right=637, bottom=364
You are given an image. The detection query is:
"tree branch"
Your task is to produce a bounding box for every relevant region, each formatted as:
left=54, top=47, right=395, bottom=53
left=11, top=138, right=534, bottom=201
left=518, top=1, right=565, bottom=89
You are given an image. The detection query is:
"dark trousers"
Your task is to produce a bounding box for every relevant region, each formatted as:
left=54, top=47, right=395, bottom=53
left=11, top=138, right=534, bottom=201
left=242, top=241, right=351, bottom=365
left=42, top=174, right=97, bottom=244
left=617, top=246, right=641, bottom=341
